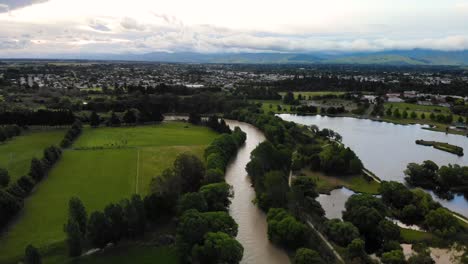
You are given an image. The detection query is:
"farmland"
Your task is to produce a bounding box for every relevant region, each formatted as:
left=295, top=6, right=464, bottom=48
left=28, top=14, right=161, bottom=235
left=0, top=129, right=65, bottom=183
left=0, top=122, right=218, bottom=263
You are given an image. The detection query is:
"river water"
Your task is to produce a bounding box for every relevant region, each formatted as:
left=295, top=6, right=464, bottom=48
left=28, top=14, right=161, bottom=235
left=225, top=120, right=290, bottom=264
left=278, top=114, right=468, bottom=218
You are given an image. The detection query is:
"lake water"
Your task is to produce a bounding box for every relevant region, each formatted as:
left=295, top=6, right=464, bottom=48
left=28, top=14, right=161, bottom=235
left=225, top=120, right=290, bottom=264
left=278, top=114, right=468, bottom=217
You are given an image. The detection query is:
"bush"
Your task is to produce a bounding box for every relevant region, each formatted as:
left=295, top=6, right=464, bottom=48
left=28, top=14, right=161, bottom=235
left=266, top=208, right=310, bottom=250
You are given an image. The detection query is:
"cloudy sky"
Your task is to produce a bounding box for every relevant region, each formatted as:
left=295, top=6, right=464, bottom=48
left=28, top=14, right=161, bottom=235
left=1, top=0, right=468, bottom=57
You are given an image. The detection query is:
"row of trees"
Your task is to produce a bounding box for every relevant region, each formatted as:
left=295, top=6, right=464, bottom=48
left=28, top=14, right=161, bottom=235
left=64, top=195, right=147, bottom=257
left=0, top=145, right=62, bottom=231
left=0, top=124, right=22, bottom=142
left=88, top=109, right=164, bottom=128
left=405, top=160, right=468, bottom=199
left=0, top=109, right=75, bottom=126
left=386, top=107, right=459, bottom=124
left=147, top=125, right=246, bottom=263
left=60, top=120, right=83, bottom=148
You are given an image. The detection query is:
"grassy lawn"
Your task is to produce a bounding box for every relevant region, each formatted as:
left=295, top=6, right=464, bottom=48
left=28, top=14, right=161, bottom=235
left=400, top=228, right=434, bottom=243
left=42, top=244, right=179, bottom=264
left=301, top=169, right=380, bottom=194
left=0, top=129, right=65, bottom=183
left=384, top=102, right=451, bottom=114
left=249, top=99, right=293, bottom=114
left=0, top=122, right=218, bottom=263
left=74, top=122, right=217, bottom=149
left=72, top=245, right=179, bottom=264
left=382, top=102, right=466, bottom=135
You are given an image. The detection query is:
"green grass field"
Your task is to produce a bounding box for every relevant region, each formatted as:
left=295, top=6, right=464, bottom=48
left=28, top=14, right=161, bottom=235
left=0, top=122, right=218, bottom=263
left=400, top=228, right=434, bottom=243
left=0, top=129, right=65, bottom=183
left=43, top=244, right=179, bottom=264
left=301, top=169, right=380, bottom=194
left=382, top=102, right=467, bottom=135
left=250, top=100, right=293, bottom=114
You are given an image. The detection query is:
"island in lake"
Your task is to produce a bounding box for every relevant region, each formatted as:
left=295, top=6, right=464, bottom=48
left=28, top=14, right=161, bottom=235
left=415, top=140, right=464, bottom=156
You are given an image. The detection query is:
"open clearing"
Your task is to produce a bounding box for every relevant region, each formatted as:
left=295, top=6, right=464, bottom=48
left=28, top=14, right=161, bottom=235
left=0, top=129, right=65, bottom=183
left=0, top=122, right=217, bottom=263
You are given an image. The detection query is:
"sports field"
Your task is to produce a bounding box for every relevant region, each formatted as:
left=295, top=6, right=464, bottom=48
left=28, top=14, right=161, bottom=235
left=0, top=122, right=217, bottom=263
left=0, top=129, right=65, bottom=183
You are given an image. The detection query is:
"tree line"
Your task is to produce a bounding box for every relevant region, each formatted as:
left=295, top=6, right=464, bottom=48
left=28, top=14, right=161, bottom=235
left=405, top=160, right=468, bottom=199
left=0, top=145, right=62, bottom=231
left=1, top=119, right=84, bottom=233
left=57, top=122, right=247, bottom=263
left=0, top=125, right=22, bottom=143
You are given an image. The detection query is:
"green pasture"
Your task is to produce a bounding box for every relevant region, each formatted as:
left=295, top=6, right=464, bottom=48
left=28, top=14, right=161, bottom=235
left=0, top=129, right=65, bottom=183
left=0, top=122, right=217, bottom=263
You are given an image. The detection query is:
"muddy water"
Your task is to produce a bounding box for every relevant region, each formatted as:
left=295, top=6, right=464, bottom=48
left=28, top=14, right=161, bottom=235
left=225, top=120, right=290, bottom=264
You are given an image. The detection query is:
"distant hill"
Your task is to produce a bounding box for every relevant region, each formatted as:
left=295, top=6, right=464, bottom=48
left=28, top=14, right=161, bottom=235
left=4, top=49, right=468, bottom=65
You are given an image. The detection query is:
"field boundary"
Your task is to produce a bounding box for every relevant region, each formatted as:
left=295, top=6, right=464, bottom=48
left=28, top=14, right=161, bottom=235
left=136, top=149, right=140, bottom=194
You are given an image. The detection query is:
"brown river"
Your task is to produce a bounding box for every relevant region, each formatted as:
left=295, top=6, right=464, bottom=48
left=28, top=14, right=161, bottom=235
left=225, top=120, right=290, bottom=264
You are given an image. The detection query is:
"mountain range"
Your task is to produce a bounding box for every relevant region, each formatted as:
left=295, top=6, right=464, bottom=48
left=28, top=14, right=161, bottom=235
left=6, top=49, right=468, bottom=66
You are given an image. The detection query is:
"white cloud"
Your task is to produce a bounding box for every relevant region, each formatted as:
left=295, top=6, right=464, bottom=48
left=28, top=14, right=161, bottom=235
left=0, top=0, right=467, bottom=56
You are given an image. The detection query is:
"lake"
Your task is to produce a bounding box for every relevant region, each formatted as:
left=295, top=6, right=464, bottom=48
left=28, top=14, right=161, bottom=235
left=278, top=114, right=468, bottom=217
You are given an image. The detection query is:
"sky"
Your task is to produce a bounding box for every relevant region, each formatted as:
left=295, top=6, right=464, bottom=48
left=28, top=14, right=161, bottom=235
left=0, top=0, right=468, bottom=57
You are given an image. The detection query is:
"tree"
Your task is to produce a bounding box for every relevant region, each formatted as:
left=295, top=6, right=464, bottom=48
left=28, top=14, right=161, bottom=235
left=378, top=219, right=401, bottom=243
left=29, top=158, right=44, bottom=181
left=189, top=112, right=202, bottom=125
left=24, top=244, right=41, bottom=264
left=408, top=251, right=435, bottom=264
left=204, top=168, right=224, bottom=184
left=174, top=153, right=205, bottom=193
left=123, top=109, right=138, bottom=124
left=124, top=195, right=146, bottom=238
left=64, top=219, right=82, bottom=257
left=261, top=170, right=289, bottom=209
left=0, top=168, right=9, bottom=187
left=379, top=181, right=413, bottom=209
left=293, top=248, right=323, bottom=264
left=104, top=203, right=126, bottom=242
left=176, top=210, right=238, bottom=259
left=347, top=238, right=366, bottom=259
left=324, top=219, right=360, bottom=247
left=402, top=110, right=408, bottom=119
left=178, top=192, right=208, bottom=214
left=108, top=111, right=121, bottom=126
left=386, top=108, right=392, bottom=116
left=393, top=109, right=401, bottom=118
left=401, top=204, right=424, bottom=225
left=68, top=197, right=87, bottom=235
left=424, top=208, right=460, bottom=238
left=283, top=91, right=295, bottom=104
left=381, top=250, right=406, bottom=264
left=89, top=111, right=101, bottom=127
left=199, top=182, right=233, bottom=211
left=87, top=211, right=111, bottom=248
left=421, top=113, right=426, bottom=119
left=191, top=232, right=243, bottom=264
left=411, top=111, right=417, bottom=119
left=267, top=208, right=309, bottom=250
